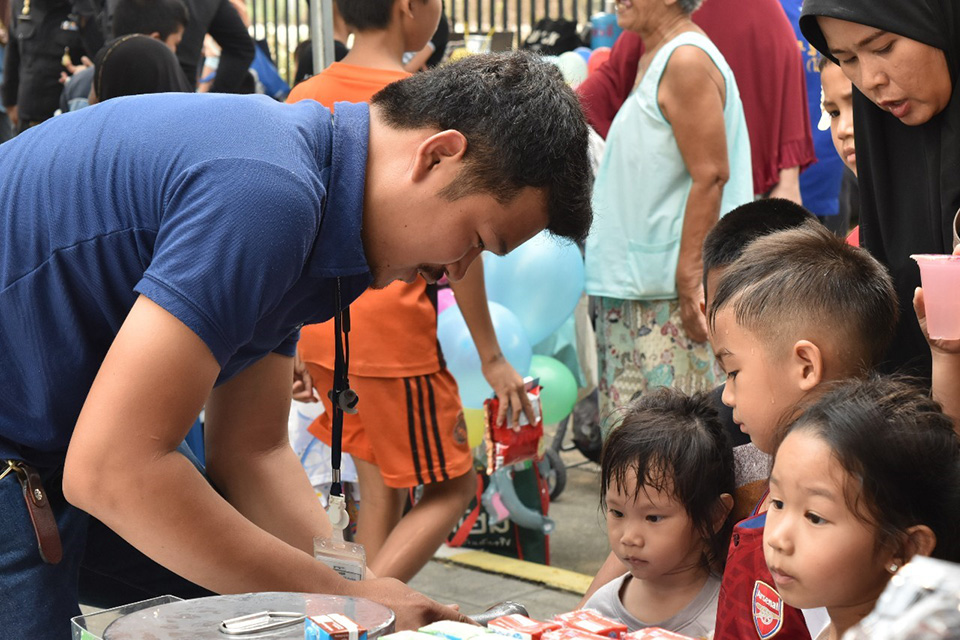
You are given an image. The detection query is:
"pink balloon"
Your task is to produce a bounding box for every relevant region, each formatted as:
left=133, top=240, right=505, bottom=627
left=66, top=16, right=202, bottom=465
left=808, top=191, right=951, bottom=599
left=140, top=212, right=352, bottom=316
left=437, top=288, right=456, bottom=314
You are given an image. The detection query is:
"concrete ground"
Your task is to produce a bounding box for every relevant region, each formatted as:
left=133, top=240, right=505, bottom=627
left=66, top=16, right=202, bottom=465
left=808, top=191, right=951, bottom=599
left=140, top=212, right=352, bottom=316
left=410, top=419, right=611, bottom=620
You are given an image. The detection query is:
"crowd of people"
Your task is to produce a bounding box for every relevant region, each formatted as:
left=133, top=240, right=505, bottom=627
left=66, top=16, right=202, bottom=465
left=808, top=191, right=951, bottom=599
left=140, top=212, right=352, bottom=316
left=1, top=0, right=959, bottom=639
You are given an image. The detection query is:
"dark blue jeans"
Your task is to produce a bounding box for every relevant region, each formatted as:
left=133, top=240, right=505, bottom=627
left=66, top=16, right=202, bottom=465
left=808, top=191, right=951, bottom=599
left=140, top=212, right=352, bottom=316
left=0, top=444, right=214, bottom=639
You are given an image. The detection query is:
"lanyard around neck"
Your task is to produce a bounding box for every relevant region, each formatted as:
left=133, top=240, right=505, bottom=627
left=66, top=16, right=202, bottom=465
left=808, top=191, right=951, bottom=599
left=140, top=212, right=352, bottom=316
left=329, top=277, right=357, bottom=498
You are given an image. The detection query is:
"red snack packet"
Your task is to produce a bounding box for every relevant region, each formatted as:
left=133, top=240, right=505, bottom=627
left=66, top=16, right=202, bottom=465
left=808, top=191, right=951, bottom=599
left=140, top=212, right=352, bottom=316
left=489, top=614, right=562, bottom=640
left=624, top=630, right=695, bottom=640
left=483, top=380, right=544, bottom=473
left=542, top=629, right=611, bottom=640
left=553, top=611, right=628, bottom=639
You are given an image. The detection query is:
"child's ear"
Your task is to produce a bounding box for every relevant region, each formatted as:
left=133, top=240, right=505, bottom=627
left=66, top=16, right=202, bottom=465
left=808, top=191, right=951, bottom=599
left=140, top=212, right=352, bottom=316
left=712, top=493, right=734, bottom=533
left=792, top=340, right=824, bottom=392
left=890, top=525, right=937, bottom=571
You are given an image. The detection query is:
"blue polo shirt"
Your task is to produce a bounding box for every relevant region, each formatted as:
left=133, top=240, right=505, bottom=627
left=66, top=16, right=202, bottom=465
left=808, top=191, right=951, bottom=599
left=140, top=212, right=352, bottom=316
left=0, top=93, right=371, bottom=467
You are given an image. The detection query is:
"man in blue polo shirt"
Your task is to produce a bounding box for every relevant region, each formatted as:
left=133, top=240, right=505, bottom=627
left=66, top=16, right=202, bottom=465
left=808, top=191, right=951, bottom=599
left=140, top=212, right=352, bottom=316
left=0, top=51, right=593, bottom=638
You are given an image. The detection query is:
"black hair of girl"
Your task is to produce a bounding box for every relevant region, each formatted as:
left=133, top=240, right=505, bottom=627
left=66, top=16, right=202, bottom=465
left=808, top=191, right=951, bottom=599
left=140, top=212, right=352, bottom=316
left=775, top=375, right=960, bottom=563
left=600, top=388, right=736, bottom=568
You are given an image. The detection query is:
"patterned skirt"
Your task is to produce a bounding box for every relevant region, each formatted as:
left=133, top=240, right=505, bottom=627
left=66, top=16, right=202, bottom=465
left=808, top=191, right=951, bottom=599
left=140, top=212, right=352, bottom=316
left=595, top=296, right=719, bottom=431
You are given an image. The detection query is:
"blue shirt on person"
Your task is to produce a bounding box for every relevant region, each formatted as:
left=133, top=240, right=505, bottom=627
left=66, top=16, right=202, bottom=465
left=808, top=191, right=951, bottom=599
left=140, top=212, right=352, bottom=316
left=0, top=93, right=372, bottom=467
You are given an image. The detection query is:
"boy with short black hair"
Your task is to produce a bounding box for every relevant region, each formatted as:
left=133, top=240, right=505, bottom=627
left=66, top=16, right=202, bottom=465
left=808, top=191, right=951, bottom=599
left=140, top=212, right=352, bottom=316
left=708, top=222, right=898, bottom=639
left=701, top=198, right=817, bottom=310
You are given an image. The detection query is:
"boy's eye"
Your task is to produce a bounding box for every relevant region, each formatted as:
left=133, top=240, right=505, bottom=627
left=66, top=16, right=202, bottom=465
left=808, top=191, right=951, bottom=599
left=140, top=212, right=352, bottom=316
left=839, top=55, right=857, bottom=66
left=770, top=499, right=784, bottom=510
left=726, top=370, right=739, bottom=381
left=805, top=512, right=827, bottom=525
left=827, top=109, right=841, bottom=119
left=608, top=509, right=624, bottom=518
left=646, top=515, right=663, bottom=523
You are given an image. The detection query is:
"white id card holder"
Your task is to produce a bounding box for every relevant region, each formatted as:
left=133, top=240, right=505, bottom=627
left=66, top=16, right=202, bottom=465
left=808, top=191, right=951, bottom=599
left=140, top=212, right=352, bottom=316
left=315, top=494, right=366, bottom=581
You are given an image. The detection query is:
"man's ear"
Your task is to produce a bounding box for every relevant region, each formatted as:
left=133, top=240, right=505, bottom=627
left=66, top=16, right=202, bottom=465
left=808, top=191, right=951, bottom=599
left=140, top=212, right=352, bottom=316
left=149, top=31, right=162, bottom=41
left=792, top=339, right=824, bottom=392
left=410, top=130, right=467, bottom=183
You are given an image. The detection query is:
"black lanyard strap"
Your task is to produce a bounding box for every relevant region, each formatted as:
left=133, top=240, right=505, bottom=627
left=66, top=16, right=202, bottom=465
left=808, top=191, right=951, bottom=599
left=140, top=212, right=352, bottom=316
left=329, top=277, right=358, bottom=498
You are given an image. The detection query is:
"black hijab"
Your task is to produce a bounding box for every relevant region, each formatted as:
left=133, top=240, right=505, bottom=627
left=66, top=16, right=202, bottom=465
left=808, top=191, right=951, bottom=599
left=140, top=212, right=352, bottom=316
left=800, top=1, right=960, bottom=377
left=93, top=34, right=193, bottom=103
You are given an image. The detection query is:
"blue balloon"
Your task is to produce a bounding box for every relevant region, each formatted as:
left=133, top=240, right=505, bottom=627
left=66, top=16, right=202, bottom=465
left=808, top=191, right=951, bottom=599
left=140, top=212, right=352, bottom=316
left=437, top=301, right=532, bottom=409
left=574, top=46, right=592, bottom=64
left=484, top=232, right=585, bottom=345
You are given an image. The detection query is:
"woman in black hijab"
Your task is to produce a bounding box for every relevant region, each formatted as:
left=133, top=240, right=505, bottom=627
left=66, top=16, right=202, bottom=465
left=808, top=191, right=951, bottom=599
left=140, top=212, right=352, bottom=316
left=91, top=33, right=193, bottom=104
left=799, top=1, right=957, bottom=377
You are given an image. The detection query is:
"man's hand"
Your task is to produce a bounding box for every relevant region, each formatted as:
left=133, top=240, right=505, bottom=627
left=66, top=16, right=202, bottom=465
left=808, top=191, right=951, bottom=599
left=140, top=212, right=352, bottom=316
left=7, top=105, right=17, bottom=128
left=292, top=351, right=319, bottom=402
left=481, top=353, right=534, bottom=427
left=344, top=577, right=471, bottom=630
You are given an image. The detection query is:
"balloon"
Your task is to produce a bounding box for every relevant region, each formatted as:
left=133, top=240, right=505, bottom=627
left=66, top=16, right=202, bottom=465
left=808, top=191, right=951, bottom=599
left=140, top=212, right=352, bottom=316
left=574, top=46, right=593, bottom=64
left=484, top=232, right=585, bottom=345
left=588, top=47, right=611, bottom=75
left=463, top=408, right=485, bottom=448
left=529, top=355, right=578, bottom=424
left=437, top=288, right=456, bottom=315
left=437, top=302, right=532, bottom=409
left=555, top=51, right=589, bottom=88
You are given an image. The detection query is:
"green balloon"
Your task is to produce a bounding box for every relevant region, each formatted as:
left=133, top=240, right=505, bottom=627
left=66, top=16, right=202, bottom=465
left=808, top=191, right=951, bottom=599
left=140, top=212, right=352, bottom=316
left=530, top=355, right=578, bottom=424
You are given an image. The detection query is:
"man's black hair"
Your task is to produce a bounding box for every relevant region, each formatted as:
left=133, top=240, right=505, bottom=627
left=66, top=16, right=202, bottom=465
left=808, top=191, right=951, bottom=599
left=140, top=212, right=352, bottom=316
left=113, top=0, right=189, bottom=41
left=371, top=51, right=593, bottom=244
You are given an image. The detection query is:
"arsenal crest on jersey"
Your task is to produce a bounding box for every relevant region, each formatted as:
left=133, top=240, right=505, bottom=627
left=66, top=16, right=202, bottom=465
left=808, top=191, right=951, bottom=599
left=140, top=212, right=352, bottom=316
left=752, top=580, right=784, bottom=638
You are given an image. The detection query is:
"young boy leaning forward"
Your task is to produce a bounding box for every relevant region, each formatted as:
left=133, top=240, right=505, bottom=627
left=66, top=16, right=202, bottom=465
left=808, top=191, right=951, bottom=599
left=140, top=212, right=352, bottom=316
left=708, top=222, right=898, bottom=639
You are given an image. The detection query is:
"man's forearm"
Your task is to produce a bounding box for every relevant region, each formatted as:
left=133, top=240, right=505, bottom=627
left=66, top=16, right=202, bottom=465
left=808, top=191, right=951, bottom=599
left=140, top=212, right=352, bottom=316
left=71, top=447, right=345, bottom=595
left=211, top=441, right=333, bottom=554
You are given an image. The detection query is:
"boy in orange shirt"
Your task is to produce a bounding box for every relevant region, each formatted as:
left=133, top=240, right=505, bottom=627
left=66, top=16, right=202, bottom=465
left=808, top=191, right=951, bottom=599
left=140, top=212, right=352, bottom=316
left=288, top=0, right=532, bottom=582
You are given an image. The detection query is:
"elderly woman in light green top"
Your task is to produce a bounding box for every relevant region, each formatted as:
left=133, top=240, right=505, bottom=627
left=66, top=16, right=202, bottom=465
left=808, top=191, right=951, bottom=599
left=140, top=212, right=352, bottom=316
left=584, top=0, right=752, bottom=417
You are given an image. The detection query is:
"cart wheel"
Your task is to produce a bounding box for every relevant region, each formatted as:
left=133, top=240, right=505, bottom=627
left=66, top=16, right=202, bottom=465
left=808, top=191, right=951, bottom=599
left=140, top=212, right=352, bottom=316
left=543, top=447, right=567, bottom=501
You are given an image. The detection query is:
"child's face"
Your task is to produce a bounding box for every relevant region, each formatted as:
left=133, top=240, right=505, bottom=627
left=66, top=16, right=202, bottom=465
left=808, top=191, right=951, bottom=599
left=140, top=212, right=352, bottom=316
left=605, top=470, right=705, bottom=584
left=821, top=63, right=857, bottom=175
left=710, top=308, right=809, bottom=454
left=764, top=430, right=893, bottom=614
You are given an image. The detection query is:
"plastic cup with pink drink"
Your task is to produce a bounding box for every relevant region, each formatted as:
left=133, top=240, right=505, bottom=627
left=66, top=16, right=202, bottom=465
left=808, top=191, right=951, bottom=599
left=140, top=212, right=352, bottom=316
left=912, top=254, right=960, bottom=340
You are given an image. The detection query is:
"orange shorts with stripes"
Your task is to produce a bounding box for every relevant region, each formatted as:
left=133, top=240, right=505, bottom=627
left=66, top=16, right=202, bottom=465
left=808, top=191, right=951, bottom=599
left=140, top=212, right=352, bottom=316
left=305, top=364, right=473, bottom=489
